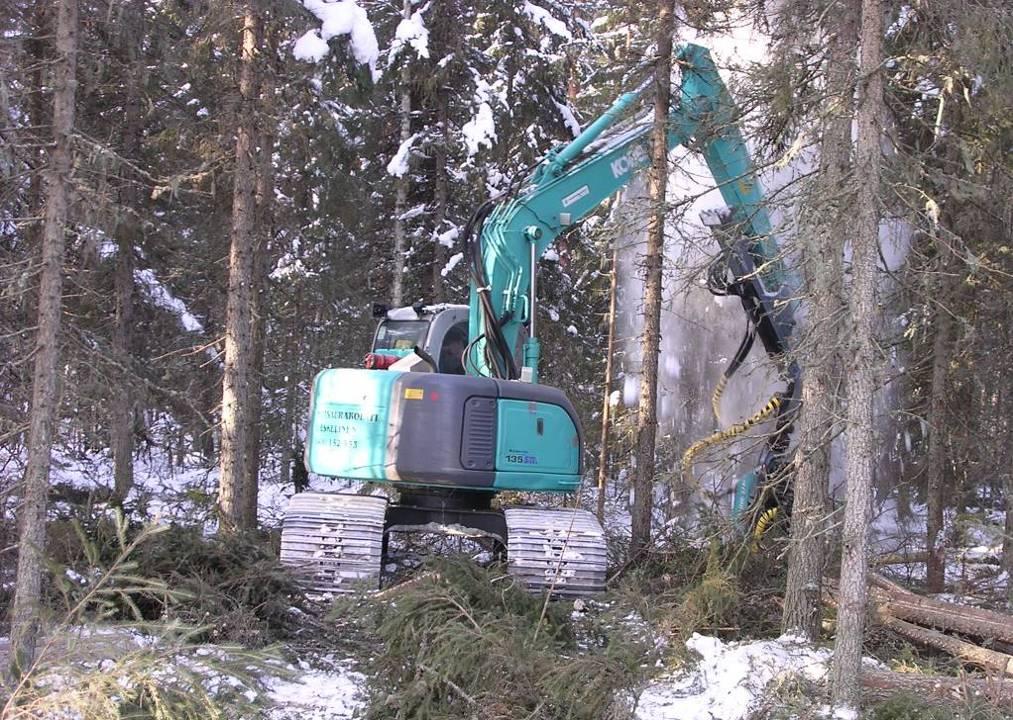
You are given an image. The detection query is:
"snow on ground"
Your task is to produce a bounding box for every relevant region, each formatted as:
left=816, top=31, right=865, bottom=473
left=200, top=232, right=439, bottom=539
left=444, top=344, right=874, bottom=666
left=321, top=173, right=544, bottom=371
left=264, top=656, right=365, bottom=720
left=636, top=633, right=832, bottom=720
left=870, top=496, right=1009, bottom=601
left=0, top=442, right=352, bottom=531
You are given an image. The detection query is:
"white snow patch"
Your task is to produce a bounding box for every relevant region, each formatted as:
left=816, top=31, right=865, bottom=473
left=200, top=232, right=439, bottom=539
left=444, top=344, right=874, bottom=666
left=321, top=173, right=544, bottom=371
left=440, top=252, right=463, bottom=277
left=300, top=0, right=380, bottom=81
left=435, top=226, right=459, bottom=248
left=134, top=268, right=203, bottom=333
left=553, top=99, right=581, bottom=138
left=98, top=238, right=118, bottom=259
left=265, top=662, right=365, bottom=720
left=386, top=133, right=418, bottom=177
left=521, top=2, right=572, bottom=40
left=462, top=102, right=496, bottom=157
left=293, top=29, right=331, bottom=63
left=391, top=7, right=429, bottom=60
left=399, top=204, right=427, bottom=221
left=543, top=247, right=559, bottom=262
left=636, top=634, right=831, bottom=720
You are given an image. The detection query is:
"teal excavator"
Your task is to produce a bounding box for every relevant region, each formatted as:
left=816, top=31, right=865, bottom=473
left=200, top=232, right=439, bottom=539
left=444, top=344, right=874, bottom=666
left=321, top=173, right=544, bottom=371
left=280, top=44, right=800, bottom=596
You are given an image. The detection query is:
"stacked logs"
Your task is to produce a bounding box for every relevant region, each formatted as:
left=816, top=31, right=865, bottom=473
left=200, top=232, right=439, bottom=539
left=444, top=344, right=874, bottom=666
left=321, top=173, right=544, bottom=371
left=827, top=572, right=1013, bottom=703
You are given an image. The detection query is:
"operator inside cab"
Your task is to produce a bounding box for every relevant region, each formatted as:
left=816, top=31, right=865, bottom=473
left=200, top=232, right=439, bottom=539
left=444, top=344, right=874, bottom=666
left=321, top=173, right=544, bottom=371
left=439, top=325, right=467, bottom=375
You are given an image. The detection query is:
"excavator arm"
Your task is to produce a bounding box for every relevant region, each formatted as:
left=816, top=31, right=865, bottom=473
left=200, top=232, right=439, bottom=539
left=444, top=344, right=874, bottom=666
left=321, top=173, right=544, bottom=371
left=465, top=43, right=800, bottom=523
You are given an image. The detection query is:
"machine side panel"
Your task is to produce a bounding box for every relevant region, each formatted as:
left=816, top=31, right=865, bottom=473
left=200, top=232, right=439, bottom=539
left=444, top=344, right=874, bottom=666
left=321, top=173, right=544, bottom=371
left=391, top=373, right=499, bottom=489
left=305, top=368, right=398, bottom=479
left=494, top=399, right=580, bottom=492
left=494, top=380, right=584, bottom=474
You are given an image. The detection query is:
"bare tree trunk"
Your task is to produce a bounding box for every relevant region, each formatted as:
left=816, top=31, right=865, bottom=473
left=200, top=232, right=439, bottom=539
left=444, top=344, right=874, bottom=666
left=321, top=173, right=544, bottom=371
left=782, top=6, right=857, bottom=641
left=926, top=296, right=953, bottom=593
left=110, top=8, right=145, bottom=504
left=597, top=238, right=619, bottom=524
left=390, top=0, right=412, bottom=307
left=242, top=20, right=276, bottom=529
left=630, top=0, right=674, bottom=559
left=218, top=0, right=260, bottom=533
left=431, top=98, right=449, bottom=301
left=1005, top=447, right=1013, bottom=611
left=8, top=0, right=77, bottom=677
left=829, top=0, right=884, bottom=710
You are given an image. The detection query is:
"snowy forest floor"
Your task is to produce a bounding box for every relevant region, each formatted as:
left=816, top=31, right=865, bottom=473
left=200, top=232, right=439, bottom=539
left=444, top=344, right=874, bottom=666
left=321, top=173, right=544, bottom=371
left=1, top=446, right=1011, bottom=719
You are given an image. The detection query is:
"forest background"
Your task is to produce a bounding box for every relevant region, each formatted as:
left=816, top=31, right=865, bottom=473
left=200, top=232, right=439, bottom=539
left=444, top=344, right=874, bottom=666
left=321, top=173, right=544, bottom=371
left=1, top=0, right=1011, bottom=716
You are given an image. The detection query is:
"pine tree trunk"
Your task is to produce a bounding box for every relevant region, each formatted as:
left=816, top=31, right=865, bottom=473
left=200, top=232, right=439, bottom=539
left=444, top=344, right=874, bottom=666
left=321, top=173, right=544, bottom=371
left=926, top=296, right=953, bottom=593
left=597, top=238, right=619, bottom=524
left=1001, top=315, right=1013, bottom=610
left=110, top=11, right=145, bottom=504
left=218, top=0, right=260, bottom=533
left=241, top=23, right=275, bottom=529
left=630, top=0, right=674, bottom=558
left=8, top=0, right=77, bottom=677
left=1004, top=446, right=1013, bottom=610
left=782, top=7, right=857, bottom=640
left=431, top=98, right=449, bottom=301
left=390, top=0, right=412, bottom=307
left=110, top=216, right=135, bottom=503
left=829, top=0, right=884, bottom=709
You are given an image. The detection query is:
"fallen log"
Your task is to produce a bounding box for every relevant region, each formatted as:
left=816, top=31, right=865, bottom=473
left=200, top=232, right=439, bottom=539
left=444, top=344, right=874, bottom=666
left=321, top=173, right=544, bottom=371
left=874, top=551, right=929, bottom=567
left=868, top=571, right=910, bottom=596
left=867, top=572, right=1013, bottom=645
left=862, top=670, right=1013, bottom=705
left=876, top=589, right=1013, bottom=645
left=878, top=616, right=1013, bottom=676
left=824, top=575, right=1013, bottom=676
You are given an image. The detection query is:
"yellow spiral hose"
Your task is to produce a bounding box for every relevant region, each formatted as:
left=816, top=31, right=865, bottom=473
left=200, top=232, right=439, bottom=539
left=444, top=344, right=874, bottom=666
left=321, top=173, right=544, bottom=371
left=751, top=506, right=780, bottom=550
left=681, top=393, right=782, bottom=481
left=711, top=375, right=728, bottom=425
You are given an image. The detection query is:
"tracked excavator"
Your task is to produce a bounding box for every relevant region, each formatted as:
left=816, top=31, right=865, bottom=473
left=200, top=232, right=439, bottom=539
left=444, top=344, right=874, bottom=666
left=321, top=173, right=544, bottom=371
left=280, top=43, right=800, bottom=597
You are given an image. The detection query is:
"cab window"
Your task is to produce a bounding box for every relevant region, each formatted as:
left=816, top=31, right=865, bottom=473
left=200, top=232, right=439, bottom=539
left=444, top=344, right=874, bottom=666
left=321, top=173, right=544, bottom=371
left=373, top=320, right=429, bottom=352
left=438, top=322, right=469, bottom=374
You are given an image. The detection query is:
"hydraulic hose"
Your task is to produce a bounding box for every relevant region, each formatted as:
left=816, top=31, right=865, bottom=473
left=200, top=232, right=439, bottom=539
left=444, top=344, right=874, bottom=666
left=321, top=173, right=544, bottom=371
left=711, top=324, right=756, bottom=425
left=681, top=393, right=782, bottom=482
left=751, top=506, right=780, bottom=550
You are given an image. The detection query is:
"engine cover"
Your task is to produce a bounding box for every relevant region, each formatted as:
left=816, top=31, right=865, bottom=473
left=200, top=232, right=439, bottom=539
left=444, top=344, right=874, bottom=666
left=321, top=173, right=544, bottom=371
left=305, top=369, right=582, bottom=493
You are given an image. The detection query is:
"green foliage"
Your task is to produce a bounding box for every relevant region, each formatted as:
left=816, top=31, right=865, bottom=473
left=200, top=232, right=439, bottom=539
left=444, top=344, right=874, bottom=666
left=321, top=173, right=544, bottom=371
left=613, top=535, right=788, bottom=647
left=2, top=626, right=272, bottom=720
left=2, top=511, right=278, bottom=720
left=867, top=693, right=1011, bottom=720
left=354, top=557, right=651, bottom=720
left=869, top=695, right=954, bottom=720
left=51, top=509, right=305, bottom=646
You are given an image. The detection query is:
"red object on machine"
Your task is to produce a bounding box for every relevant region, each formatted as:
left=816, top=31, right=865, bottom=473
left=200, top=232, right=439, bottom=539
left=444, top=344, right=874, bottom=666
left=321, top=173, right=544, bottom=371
left=363, top=353, right=399, bottom=370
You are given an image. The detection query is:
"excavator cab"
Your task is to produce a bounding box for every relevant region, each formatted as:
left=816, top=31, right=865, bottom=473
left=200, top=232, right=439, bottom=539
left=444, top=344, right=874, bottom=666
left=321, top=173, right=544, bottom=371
left=365, top=304, right=469, bottom=373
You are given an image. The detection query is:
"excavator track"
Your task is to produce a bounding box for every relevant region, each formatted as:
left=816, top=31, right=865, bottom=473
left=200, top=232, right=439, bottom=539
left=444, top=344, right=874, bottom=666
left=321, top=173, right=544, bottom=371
left=281, top=494, right=607, bottom=597
left=504, top=507, right=607, bottom=597
left=280, top=493, right=387, bottom=594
